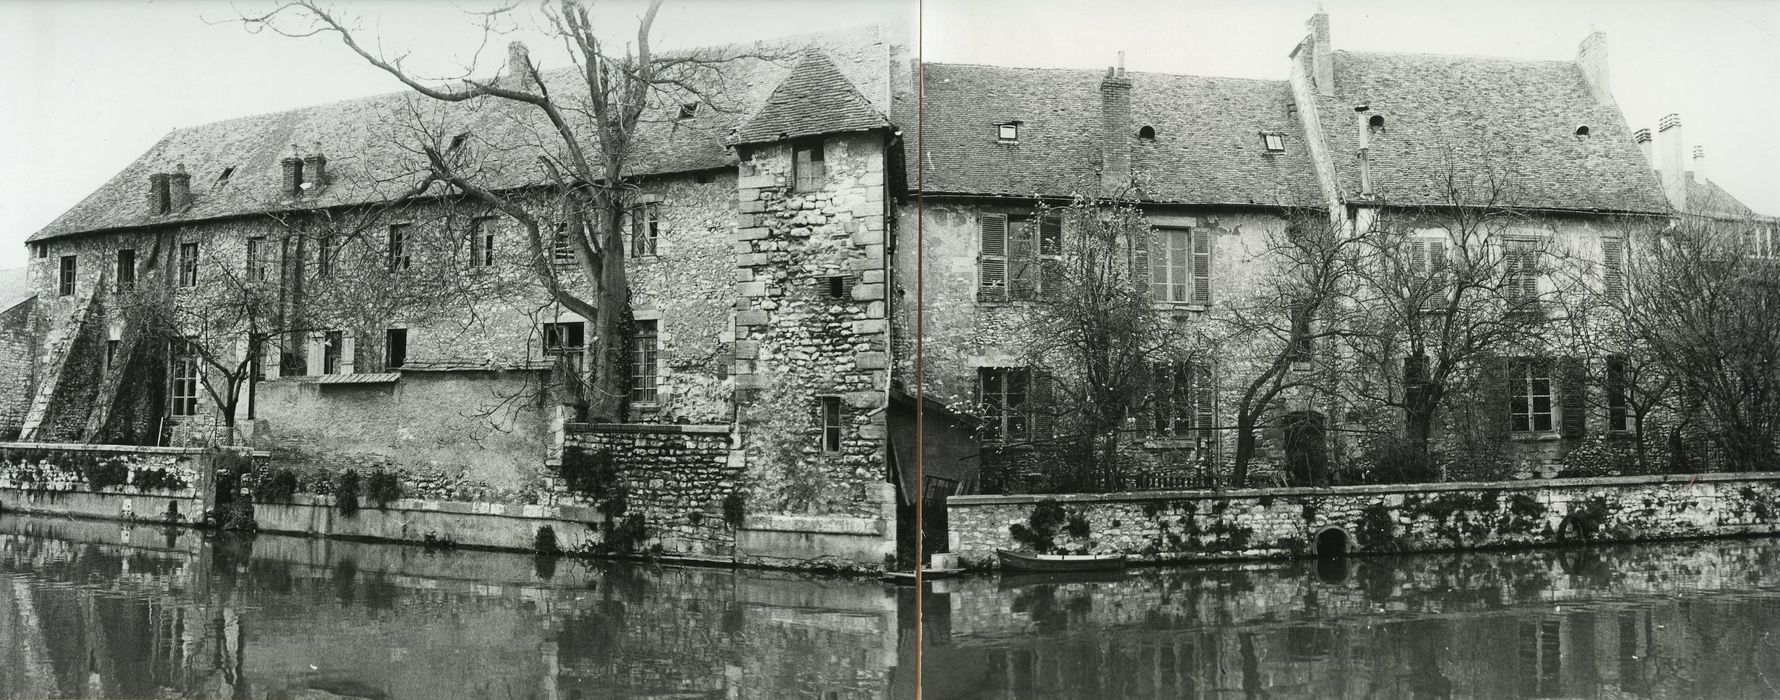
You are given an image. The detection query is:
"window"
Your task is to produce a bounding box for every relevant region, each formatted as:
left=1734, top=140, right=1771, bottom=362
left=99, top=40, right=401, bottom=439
left=824, top=274, right=855, bottom=299
left=316, top=235, right=335, bottom=277
left=542, top=322, right=586, bottom=354
left=793, top=140, right=826, bottom=192
left=1150, top=361, right=1214, bottom=439
left=819, top=396, right=843, bottom=453
left=387, top=224, right=411, bottom=271
left=1508, top=358, right=1554, bottom=433
left=104, top=339, right=120, bottom=374
left=1288, top=300, right=1314, bottom=366
left=115, top=249, right=136, bottom=292
left=216, top=166, right=235, bottom=188
left=1606, top=355, right=1630, bottom=432
left=1149, top=227, right=1211, bottom=305
left=1503, top=238, right=1541, bottom=303
left=1138, top=125, right=1156, bottom=140
left=978, top=213, right=1062, bottom=301
left=630, top=320, right=659, bottom=404
left=246, top=237, right=268, bottom=281
left=57, top=256, right=76, bottom=296
left=385, top=328, right=407, bottom=369
left=322, top=331, right=344, bottom=375
left=178, top=243, right=199, bottom=288
left=1601, top=237, right=1626, bottom=297
left=170, top=341, right=199, bottom=417
left=677, top=102, right=699, bottom=120
left=630, top=203, right=659, bottom=257
left=1367, top=114, right=1386, bottom=131
left=997, top=122, right=1020, bottom=142
left=979, top=367, right=1031, bottom=442
left=1408, top=234, right=1450, bottom=309
left=34, top=244, right=46, bottom=259
left=1262, top=132, right=1286, bottom=153
left=1574, top=125, right=1591, bottom=138
left=469, top=218, right=496, bottom=267
left=552, top=223, right=576, bottom=264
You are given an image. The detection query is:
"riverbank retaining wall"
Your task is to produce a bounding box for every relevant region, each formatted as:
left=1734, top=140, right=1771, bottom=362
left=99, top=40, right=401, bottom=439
left=0, top=442, right=211, bottom=522
left=946, top=472, right=1780, bottom=567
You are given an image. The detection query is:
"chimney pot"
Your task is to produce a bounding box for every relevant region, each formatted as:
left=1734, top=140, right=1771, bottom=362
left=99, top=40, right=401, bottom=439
left=302, top=153, right=328, bottom=195
left=1658, top=114, right=1686, bottom=211
left=507, top=41, right=533, bottom=85
left=1692, top=145, right=1705, bottom=183
left=1634, top=128, right=1653, bottom=167
left=148, top=172, right=172, bottom=216
left=1576, top=31, right=1612, bottom=105
left=1099, top=67, right=1133, bottom=196
left=281, top=155, right=304, bottom=199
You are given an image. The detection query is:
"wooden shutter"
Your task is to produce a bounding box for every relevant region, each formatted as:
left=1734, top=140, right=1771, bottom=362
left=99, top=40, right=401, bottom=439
left=1559, top=357, right=1586, bottom=438
left=1191, top=229, right=1212, bottom=304
left=1133, top=229, right=1153, bottom=295
left=978, top=214, right=1008, bottom=301
left=1192, top=362, right=1215, bottom=441
left=1030, top=371, right=1055, bottom=441
left=1409, top=238, right=1429, bottom=275
left=1602, top=238, right=1625, bottom=297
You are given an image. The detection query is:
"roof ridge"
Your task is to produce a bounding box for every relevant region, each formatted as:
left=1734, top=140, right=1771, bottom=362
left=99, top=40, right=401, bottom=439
left=731, top=48, right=890, bottom=146
left=1336, top=48, right=1577, bottom=66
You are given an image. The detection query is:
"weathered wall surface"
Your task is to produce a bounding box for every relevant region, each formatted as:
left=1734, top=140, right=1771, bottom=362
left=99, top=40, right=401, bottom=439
left=256, top=370, right=551, bottom=499
left=0, top=443, right=209, bottom=522
left=0, top=297, right=36, bottom=438
left=560, top=423, right=741, bottom=558
left=947, top=472, right=1780, bottom=566
left=732, top=132, right=893, bottom=520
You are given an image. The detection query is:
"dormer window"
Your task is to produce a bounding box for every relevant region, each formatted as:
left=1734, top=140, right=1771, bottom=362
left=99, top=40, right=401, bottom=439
left=1574, top=125, right=1591, bottom=138
left=997, top=122, right=1020, bottom=143
left=1261, top=132, right=1286, bottom=153
left=1138, top=125, right=1157, bottom=140
left=216, top=166, right=236, bottom=189
left=677, top=102, right=699, bottom=120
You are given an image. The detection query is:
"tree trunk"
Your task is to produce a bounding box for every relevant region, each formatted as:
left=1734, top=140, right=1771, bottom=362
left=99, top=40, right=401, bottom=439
left=1231, top=412, right=1258, bottom=488
left=1405, top=402, right=1438, bottom=482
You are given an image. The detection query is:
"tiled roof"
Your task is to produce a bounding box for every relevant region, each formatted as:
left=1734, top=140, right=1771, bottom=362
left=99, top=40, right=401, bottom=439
left=917, top=64, right=1322, bottom=206
left=31, top=27, right=897, bottom=243
left=731, top=50, right=892, bottom=146
left=1307, top=50, right=1670, bottom=213
left=1669, top=171, right=1766, bottom=219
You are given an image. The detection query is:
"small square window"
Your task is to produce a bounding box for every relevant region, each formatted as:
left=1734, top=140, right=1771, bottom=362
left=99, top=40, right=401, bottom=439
left=823, top=274, right=855, bottom=299
left=1262, top=132, right=1286, bottom=153
left=998, top=123, right=1020, bottom=142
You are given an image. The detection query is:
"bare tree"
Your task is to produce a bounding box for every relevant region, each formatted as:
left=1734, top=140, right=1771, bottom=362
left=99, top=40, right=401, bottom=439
left=237, top=0, right=769, bottom=421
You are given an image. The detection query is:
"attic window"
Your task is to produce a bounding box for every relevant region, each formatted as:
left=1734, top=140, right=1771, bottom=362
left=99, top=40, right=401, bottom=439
left=1574, top=125, right=1591, bottom=138
left=449, top=132, right=470, bottom=151
left=216, top=166, right=236, bottom=188
left=1262, top=132, right=1286, bottom=153
left=1367, top=114, right=1386, bottom=131
left=677, top=103, right=699, bottom=120
left=997, top=122, right=1020, bottom=143
left=1138, top=125, right=1157, bottom=140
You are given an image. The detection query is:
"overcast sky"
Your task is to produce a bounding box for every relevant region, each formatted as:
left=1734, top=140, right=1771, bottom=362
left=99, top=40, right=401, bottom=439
left=2, top=0, right=1776, bottom=270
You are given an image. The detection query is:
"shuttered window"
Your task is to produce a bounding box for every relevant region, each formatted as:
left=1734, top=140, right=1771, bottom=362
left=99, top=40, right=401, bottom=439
left=793, top=141, right=826, bottom=192
left=1504, top=239, right=1541, bottom=302
left=1508, top=357, right=1554, bottom=433
left=1558, top=357, right=1587, bottom=438
left=1601, top=238, right=1626, bottom=297
left=1606, top=355, right=1630, bottom=432
left=979, top=213, right=1062, bottom=302
left=1150, top=361, right=1215, bottom=440
left=1408, top=235, right=1449, bottom=309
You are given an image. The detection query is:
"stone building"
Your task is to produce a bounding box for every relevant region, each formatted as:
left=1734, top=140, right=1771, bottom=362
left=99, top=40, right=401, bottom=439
left=15, top=27, right=913, bottom=566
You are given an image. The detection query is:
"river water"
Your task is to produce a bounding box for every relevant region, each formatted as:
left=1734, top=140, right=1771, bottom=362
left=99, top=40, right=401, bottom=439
left=2, top=514, right=1778, bottom=699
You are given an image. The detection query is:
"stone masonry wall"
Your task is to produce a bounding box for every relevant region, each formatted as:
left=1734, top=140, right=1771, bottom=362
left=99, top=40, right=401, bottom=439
left=560, top=423, right=740, bottom=558
left=732, top=132, right=893, bottom=519
left=947, top=472, right=1780, bottom=566
left=0, top=297, right=36, bottom=438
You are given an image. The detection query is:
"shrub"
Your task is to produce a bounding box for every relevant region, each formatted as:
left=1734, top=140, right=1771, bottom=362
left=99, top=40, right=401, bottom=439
left=365, top=470, right=402, bottom=509
left=721, top=490, right=747, bottom=528
left=84, top=458, right=129, bottom=492
left=254, top=469, right=301, bottom=503
left=560, top=448, right=621, bottom=499
left=335, top=470, right=361, bottom=517
left=534, top=525, right=562, bottom=555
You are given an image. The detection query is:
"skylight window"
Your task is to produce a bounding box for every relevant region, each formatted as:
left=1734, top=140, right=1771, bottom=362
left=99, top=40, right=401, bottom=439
left=997, top=122, right=1020, bottom=142
left=678, top=102, right=699, bottom=120
left=1262, top=132, right=1286, bottom=153
left=216, top=166, right=236, bottom=188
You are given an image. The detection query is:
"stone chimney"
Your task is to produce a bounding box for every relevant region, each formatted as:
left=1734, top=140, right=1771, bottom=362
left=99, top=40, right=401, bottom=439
left=1099, top=55, right=1132, bottom=196
left=1633, top=128, right=1653, bottom=167
left=148, top=173, right=171, bottom=215
left=1308, top=11, right=1333, bottom=98
left=1576, top=31, right=1612, bottom=105
left=506, top=41, right=533, bottom=86
left=168, top=163, right=192, bottom=212
left=1692, top=145, right=1705, bottom=183
left=302, top=151, right=327, bottom=195
left=1658, top=113, right=1686, bottom=211
left=280, top=145, right=303, bottom=199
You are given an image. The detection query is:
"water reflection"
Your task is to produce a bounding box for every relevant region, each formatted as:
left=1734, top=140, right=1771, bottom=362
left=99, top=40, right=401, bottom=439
left=924, top=539, right=1780, bottom=699
left=0, top=516, right=913, bottom=699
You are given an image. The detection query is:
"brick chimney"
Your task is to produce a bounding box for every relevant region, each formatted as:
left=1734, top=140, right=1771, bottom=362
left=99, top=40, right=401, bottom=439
left=1691, top=145, right=1705, bottom=183
left=1576, top=31, right=1612, bottom=105
left=280, top=145, right=303, bottom=199
left=1099, top=54, right=1132, bottom=196
left=168, top=163, right=192, bottom=212
left=1658, top=113, right=1686, bottom=212
left=302, top=151, right=327, bottom=195
left=506, top=41, right=533, bottom=86
left=1308, top=11, right=1333, bottom=98
left=1633, top=128, right=1653, bottom=168
left=148, top=172, right=171, bottom=215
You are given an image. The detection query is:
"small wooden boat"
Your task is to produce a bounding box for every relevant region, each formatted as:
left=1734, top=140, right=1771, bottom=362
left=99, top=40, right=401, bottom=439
left=881, top=568, right=967, bottom=584
left=996, top=549, right=1127, bottom=572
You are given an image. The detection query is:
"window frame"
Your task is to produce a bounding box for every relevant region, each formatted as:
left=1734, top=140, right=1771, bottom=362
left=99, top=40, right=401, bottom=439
left=1261, top=131, right=1286, bottom=153
left=1149, top=227, right=1211, bottom=306
left=316, top=234, right=335, bottom=277
left=629, top=202, right=660, bottom=258
left=385, top=328, right=408, bottom=370
left=630, top=319, right=659, bottom=404
left=1605, top=355, right=1631, bottom=432
left=115, top=249, right=136, bottom=292
left=978, top=212, right=1063, bottom=302
left=387, top=223, right=412, bottom=272
left=178, top=243, right=199, bottom=288
left=542, top=322, right=586, bottom=355
left=793, top=140, right=826, bottom=193
left=1508, top=357, right=1556, bottom=434
left=819, top=395, right=843, bottom=454
left=1149, top=361, right=1215, bottom=441
left=469, top=217, right=497, bottom=268
left=1502, top=237, right=1544, bottom=304
left=322, top=330, right=344, bottom=375
left=997, top=122, right=1020, bottom=143
left=978, top=367, right=1032, bottom=443
left=56, top=255, right=76, bottom=297
left=169, top=340, right=200, bottom=417
left=551, top=223, right=577, bottom=264
left=246, top=237, right=269, bottom=282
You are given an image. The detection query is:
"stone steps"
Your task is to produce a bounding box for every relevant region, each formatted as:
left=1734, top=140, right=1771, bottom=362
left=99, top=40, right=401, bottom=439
left=19, top=282, right=101, bottom=440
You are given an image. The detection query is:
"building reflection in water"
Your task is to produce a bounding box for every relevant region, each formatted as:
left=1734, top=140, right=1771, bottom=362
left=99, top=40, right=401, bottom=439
left=0, top=516, right=911, bottom=699
left=923, top=541, right=1780, bottom=699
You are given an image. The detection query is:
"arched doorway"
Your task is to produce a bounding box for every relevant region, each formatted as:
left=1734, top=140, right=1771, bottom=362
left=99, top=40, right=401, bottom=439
left=1314, top=526, right=1350, bottom=557
left=1283, top=411, right=1328, bottom=486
